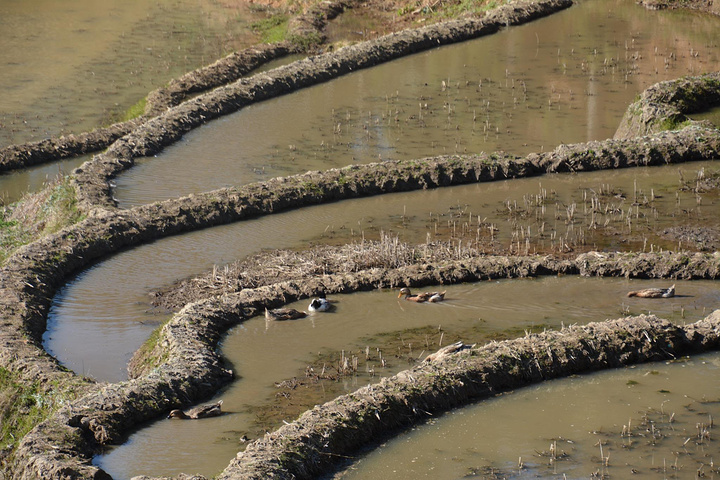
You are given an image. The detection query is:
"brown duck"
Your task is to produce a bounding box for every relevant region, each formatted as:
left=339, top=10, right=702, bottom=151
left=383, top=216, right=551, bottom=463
left=627, top=284, right=675, bottom=298
left=398, top=287, right=446, bottom=303
left=264, top=307, right=307, bottom=321
left=424, top=341, right=475, bottom=362
left=167, top=400, right=223, bottom=419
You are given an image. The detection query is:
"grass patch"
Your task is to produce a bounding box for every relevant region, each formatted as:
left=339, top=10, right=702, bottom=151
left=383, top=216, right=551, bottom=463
left=0, top=176, right=85, bottom=263
left=128, top=323, right=171, bottom=378
left=288, top=31, right=324, bottom=51
left=438, top=0, right=501, bottom=17
left=656, top=115, right=692, bottom=132
left=252, top=15, right=289, bottom=44
left=0, top=368, right=72, bottom=454
left=119, top=97, right=147, bottom=123
left=396, top=0, right=503, bottom=19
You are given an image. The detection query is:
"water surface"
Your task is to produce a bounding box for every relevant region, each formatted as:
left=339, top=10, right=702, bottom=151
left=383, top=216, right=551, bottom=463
left=45, top=161, right=718, bottom=383
left=339, top=352, right=720, bottom=479
left=0, top=0, right=264, bottom=201
left=114, top=0, right=720, bottom=207
left=95, top=277, right=720, bottom=478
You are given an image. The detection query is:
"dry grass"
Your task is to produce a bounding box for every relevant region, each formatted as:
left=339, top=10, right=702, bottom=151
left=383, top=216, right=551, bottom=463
left=194, top=231, right=486, bottom=291
left=0, top=175, right=85, bottom=263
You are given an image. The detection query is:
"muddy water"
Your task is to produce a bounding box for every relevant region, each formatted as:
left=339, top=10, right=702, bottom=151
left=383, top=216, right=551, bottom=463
left=0, top=0, right=261, bottom=147
left=94, top=278, right=720, bottom=479
left=693, top=105, right=720, bottom=128
left=0, top=155, right=91, bottom=205
left=339, top=352, right=720, bottom=480
left=0, top=0, right=265, bottom=203
left=114, top=0, right=720, bottom=208
left=44, top=160, right=718, bottom=382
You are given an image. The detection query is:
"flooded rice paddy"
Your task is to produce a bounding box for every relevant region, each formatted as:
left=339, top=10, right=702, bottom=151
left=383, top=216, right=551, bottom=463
left=44, top=160, right=719, bottom=383
left=95, top=278, right=720, bottom=478
left=0, top=0, right=262, bottom=147
left=0, top=0, right=265, bottom=204
left=338, top=352, right=720, bottom=479
left=113, top=0, right=720, bottom=208
left=7, top=0, right=720, bottom=477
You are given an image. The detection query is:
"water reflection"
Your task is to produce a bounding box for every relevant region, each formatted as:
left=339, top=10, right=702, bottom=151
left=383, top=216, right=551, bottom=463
left=692, top=105, right=720, bottom=128
left=114, top=0, right=720, bottom=207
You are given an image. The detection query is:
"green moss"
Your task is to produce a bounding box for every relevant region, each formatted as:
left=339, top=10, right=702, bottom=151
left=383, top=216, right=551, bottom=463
left=119, top=97, right=148, bottom=122
left=252, top=15, right=289, bottom=44
left=1, top=177, right=85, bottom=263
left=0, top=368, right=78, bottom=453
left=131, top=324, right=171, bottom=375
left=288, top=31, right=324, bottom=51
left=656, top=115, right=691, bottom=132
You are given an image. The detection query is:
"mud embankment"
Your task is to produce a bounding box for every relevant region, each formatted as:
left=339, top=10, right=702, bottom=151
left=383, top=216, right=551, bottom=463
left=11, top=245, right=720, bottom=478
left=1, top=0, right=719, bottom=477
left=216, top=312, right=720, bottom=480
left=152, top=242, right=720, bottom=313
left=615, top=71, right=720, bottom=139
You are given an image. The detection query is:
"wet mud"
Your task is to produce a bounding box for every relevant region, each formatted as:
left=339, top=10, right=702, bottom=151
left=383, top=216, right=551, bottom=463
left=1, top=0, right=720, bottom=477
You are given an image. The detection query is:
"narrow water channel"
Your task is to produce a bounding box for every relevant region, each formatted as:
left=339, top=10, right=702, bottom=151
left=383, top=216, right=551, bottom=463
left=44, top=160, right=718, bottom=383
left=95, top=277, right=720, bottom=478
left=113, top=0, right=720, bottom=208
left=338, top=351, right=720, bottom=479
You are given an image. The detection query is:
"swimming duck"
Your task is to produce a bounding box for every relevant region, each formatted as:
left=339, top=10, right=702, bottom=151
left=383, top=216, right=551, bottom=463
left=398, top=287, right=447, bottom=303
left=265, top=307, right=307, bottom=321
left=627, top=284, right=675, bottom=298
left=308, top=294, right=333, bottom=312
left=167, top=400, right=223, bottom=419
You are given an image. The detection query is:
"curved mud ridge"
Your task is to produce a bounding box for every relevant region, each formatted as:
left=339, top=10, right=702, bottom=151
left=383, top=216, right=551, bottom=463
left=216, top=312, right=720, bottom=480
left=1, top=0, right=720, bottom=478
left=71, top=0, right=575, bottom=210
left=615, top=71, right=720, bottom=139
left=0, top=44, right=293, bottom=174
left=2, top=127, right=720, bottom=477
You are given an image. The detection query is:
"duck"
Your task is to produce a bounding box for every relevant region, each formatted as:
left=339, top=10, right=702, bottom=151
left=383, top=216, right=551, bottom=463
left=265, top=307, right=308, bottom=321
left=424, top=341, right=475, bottom=362
left=627, top=284, right=675, bottom=298
left=308, top=293, right=333, bottom=312
left=397, top=287, right=447, bottom=303
left=167, top=400, right=223, bottom=419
